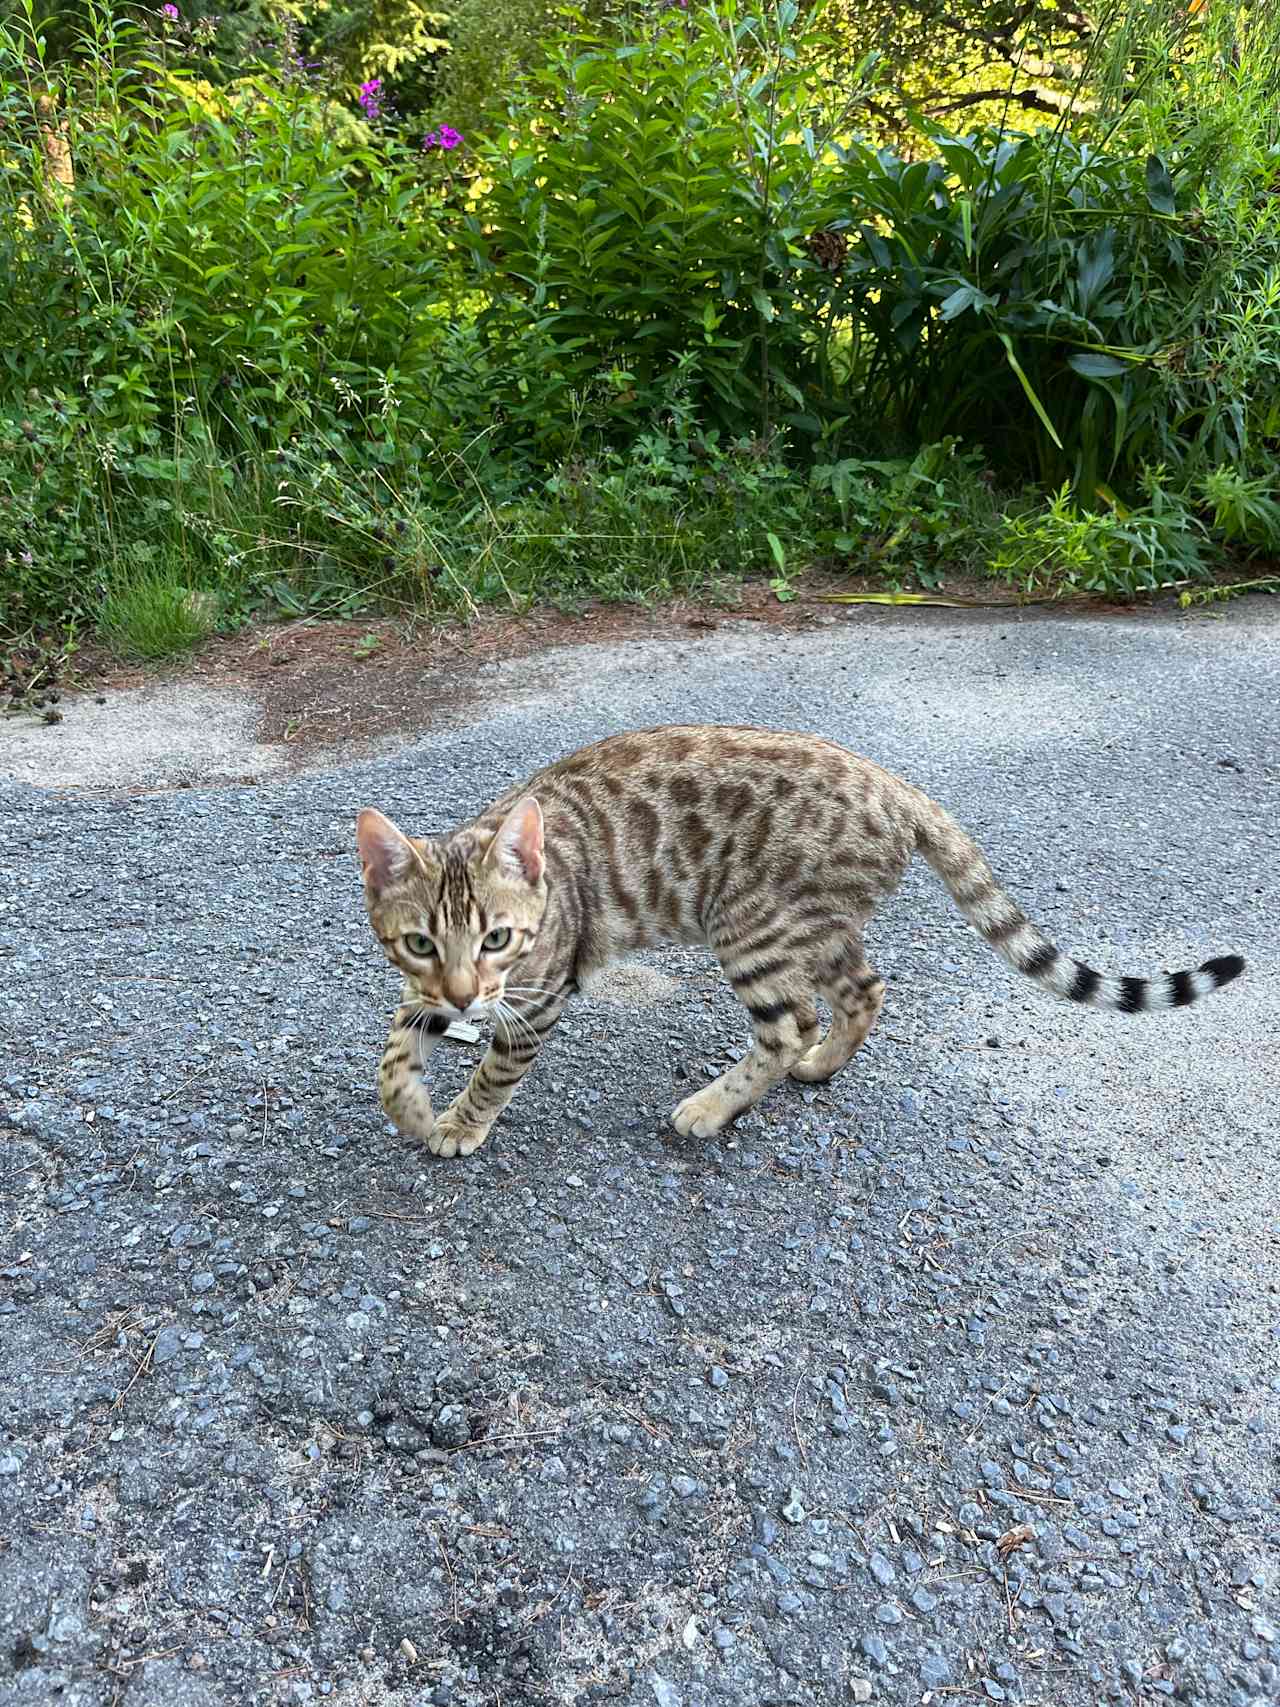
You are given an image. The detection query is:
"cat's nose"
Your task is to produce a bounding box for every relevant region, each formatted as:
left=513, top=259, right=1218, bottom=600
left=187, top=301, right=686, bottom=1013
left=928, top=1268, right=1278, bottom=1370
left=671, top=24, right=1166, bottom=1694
left=442, top=975, right=474, bottom=1012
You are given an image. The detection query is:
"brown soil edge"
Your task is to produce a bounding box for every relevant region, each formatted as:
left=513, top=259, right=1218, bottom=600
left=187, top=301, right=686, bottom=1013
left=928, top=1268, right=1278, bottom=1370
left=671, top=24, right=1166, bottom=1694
left=47, top=570, right=1222, bottom=776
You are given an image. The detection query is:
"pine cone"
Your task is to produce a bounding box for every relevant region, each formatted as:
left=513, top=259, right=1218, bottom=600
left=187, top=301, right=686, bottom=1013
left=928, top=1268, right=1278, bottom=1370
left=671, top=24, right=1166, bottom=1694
left=805, top=228, right=849, bottom=273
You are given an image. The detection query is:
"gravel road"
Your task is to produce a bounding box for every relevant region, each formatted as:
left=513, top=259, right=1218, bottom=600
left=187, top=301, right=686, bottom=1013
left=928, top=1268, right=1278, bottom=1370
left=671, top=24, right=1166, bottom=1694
left=1, top=604, right=1277, bottom=1707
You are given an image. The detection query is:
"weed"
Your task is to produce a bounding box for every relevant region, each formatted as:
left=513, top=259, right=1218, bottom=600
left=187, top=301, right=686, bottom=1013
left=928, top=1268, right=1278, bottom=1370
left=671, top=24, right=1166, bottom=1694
left=989, top=481, right=1209, bottom=598
left=97, top=562, right=218, bottom=659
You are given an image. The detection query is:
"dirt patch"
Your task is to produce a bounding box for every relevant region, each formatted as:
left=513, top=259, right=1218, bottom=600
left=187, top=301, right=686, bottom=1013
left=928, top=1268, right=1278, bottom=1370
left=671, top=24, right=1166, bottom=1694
left=581, top=964, right=684, bottom=1009
left=0, top=681, right=287, bottom=793
left=83, top=582, right=861, bottom=764
left=1, top=573, right=1168, bottom=795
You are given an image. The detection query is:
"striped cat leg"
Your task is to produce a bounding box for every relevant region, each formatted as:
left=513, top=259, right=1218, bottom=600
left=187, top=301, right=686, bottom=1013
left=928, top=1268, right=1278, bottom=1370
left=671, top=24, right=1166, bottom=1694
left=671, top=995, right=819, bottom=1139
left=378, top=1007, right=450, bottom=1143
left=428, top=987, right=572, bottom=1158
left=791, top=950, right=885, bottom=1084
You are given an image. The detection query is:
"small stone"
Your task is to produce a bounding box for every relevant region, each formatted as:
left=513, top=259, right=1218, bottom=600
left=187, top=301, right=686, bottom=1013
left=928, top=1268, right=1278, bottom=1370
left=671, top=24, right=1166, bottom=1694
left=152, top=1325, right=183, bottom=1364
left=850, top=1681, right=873, bottom=1703
left=859, top=1634, right=888, bottom=1669
left=672, top=1475, right=702, bottom=1499
left=650, top=1677, right=681, bottom=1707
left=709, top=1367, right=729, bottom=1389
left=920, top=1653, right=953, bottom=1688
left=981, top=1683, right=1006, bottom=1702
left=399, top=1637, right=418, bottom=1663
left=781, top=1488, right=806, bottom=1524
left=874, top=1602, right=902, bottom=1626
left=0, top=1454, right=20, bottom=1475
left=910, top=1587, right=938, bottom=1614
left=188, top=1653, right=207, bottom=1670
left=867, top=1551, right=894, bottom=1586
left=358, top=1647, right=375, bottom=1664
left=431, top=1405, right=470, bottom=1449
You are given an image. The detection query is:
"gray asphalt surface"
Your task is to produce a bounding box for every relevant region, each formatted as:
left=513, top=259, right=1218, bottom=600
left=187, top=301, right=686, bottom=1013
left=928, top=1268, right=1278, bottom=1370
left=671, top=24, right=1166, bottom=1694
left=1, top=604, right=1278, bottom=1707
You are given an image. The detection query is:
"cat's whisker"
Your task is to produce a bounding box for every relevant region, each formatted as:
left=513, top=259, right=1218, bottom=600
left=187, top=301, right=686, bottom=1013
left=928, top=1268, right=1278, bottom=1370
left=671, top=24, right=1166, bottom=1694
left=494, top=1000, right=540, bottom=1052
left=496, top=996, right=539, bottom=1037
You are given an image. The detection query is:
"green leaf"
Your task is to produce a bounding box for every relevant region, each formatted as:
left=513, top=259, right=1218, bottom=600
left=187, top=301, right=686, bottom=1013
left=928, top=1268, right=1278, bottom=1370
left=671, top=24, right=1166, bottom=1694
left=1067, top=352, right=1130, bottom=379
left=751, top=288, right=776, bottom=323
left=957, top=196, right=974, bottom=261
left=1145, top=154, right=1176, bottom=216
left=766, top=530, right=787, bottom=571
left=1074, top=233, right=1115, bottom=316
left=938, top=283, right=997, bottom=321
left=997, top=333, right=1064, bottom=450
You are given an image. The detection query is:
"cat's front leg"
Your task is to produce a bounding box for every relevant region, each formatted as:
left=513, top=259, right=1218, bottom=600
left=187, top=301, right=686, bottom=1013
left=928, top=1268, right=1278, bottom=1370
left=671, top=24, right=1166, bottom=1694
left=378, top=1006, right=449, bottom=1144
left=428, top=987, right=572, bottom=1158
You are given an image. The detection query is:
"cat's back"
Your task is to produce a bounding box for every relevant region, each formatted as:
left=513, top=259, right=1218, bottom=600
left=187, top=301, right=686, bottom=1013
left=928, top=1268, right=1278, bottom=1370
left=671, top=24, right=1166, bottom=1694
left=533, top=724, right=880, bottom=792
left=477, top=726, right=926, bottom=950
left=526, top=725, right=918, bottom=846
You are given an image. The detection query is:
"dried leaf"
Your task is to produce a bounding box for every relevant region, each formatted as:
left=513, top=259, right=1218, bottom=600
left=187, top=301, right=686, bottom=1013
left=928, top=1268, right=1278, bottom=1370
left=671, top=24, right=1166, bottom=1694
left=811, top=591, right=1055, bottom=609
left=996, top=1523, right=1035, bottom=1558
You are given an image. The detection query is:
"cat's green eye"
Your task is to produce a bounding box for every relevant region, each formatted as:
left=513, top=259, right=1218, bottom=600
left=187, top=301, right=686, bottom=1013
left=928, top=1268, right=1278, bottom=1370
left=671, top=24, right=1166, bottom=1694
left=482, top=926, right=512, bottom=953
left=404, top=932, right=436, bottom=958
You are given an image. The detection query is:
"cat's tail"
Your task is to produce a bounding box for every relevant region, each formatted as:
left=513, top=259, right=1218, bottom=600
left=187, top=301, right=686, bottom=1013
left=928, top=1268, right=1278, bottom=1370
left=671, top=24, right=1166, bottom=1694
left=913, top=799, right=1244, bottom=1013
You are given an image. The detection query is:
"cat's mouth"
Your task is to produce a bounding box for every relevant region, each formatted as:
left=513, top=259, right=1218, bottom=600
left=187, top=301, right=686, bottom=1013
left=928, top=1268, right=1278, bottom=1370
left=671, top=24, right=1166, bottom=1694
left=413, top=998, right=491, bottom=1023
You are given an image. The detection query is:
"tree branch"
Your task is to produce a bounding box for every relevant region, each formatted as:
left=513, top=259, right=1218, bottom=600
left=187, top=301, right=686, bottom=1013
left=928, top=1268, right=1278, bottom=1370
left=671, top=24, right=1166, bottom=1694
left=926, top=84, right=1083, bottom=117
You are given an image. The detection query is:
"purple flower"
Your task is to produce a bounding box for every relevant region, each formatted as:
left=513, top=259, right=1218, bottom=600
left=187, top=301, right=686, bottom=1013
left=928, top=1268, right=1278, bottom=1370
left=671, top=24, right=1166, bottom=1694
left=161, top=3, right=179, bottom=17
left=422, top=123, right=463, bottom=152
left=358, top=77, right=383, bottom=120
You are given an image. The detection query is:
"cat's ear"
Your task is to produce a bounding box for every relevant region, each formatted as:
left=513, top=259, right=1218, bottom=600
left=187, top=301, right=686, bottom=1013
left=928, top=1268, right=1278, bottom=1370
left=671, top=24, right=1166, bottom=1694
left=356, top=808, right=420, bottom=894
left=485, top=796, right=544, bottom=885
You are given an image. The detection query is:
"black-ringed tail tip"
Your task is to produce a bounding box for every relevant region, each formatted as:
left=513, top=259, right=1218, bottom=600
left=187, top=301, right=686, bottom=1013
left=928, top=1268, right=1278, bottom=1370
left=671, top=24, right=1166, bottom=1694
left=916, top=821, right=1245, bottom=1015
left=996, top=935, right=1245, bottom=1015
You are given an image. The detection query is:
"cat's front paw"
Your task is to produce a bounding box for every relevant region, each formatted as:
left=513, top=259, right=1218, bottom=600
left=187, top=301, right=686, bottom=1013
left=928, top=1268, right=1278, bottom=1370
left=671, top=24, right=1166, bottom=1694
left=670, top=1083, right=738, bottom=1139
left=426, top=1106, right=492, bottom=1158
left=380, top=1079, right=435, bottom=1144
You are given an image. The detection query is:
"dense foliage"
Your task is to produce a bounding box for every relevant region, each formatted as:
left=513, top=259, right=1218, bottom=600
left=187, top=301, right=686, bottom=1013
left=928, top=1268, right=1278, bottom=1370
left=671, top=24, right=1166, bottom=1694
left=2, top=0, right=1279, bottom=653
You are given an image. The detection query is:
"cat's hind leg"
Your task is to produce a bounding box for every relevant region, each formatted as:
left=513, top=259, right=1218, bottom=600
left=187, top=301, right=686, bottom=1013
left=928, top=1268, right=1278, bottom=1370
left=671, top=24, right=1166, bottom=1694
left=791, top=943, right=884, bottom=1084
left=671, top=995, right=820, bottom=1139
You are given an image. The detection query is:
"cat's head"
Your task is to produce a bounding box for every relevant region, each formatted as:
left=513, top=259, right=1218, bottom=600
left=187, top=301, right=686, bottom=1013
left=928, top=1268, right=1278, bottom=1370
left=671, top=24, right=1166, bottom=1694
left=355, top=798, right=547, bottom=1019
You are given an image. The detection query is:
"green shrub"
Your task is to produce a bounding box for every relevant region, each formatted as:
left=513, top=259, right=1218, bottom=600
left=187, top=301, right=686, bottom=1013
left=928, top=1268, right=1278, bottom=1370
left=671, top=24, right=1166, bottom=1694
left=263, top=419, right=839, bottom=613
left=5, top=0, right=1280, bottom=651
left=466, top=0, right=877, bottom=451
left=810, top=438, right=1003, bottom=585
left=989, top=478, right=1208, bottom=598
left=1195, top=464, right=1280, bottom=552
left=812, top=117, right=1280, bottom=501
left=0, top=10, right=463, bottom=442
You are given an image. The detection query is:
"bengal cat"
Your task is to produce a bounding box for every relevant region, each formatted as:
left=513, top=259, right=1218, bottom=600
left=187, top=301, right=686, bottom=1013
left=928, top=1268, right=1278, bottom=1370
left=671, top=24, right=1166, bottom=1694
left=355, top=726, right=1243, bottom=1158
